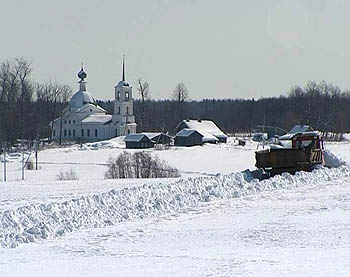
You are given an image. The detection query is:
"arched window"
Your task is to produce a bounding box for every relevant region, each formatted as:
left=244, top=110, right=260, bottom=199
left=128, top=129, right=130, bottom=134
left=117, top=91, right=120, bottom=100
left=125, top=91, right=129, bottom=100
left=115, top=129, right=118, bottom=137
left=126, top=106, right=129, bottom=115
left=118, top=106, right=121, bottom=114
left=73, top=130, right=76, bottom=137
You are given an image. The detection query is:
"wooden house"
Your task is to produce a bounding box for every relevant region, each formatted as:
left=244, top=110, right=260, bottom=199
left=174, top=128, right=203, bottom=147
left=176, top=119, right=227, bottom=143
left=124, top=133, right=155, bottom=149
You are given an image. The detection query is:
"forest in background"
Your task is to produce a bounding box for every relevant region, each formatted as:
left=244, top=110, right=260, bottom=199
left=1, top=58, right=350, bottom=146
left=99, top=80, right=350, bottom=136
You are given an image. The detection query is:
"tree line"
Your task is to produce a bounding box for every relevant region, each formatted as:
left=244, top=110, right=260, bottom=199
left=0, top=58, right=71, bottom=146
left=99, top=80, right=350, bottom=136
left=1, top=58, right=350, bottom=147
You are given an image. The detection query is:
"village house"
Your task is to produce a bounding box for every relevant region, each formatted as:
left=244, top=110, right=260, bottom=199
left=174, top=128, right=203, bottom=147
left=125, top=132, right=171, bottom=149
left=176, top=119, right=227, bottom=143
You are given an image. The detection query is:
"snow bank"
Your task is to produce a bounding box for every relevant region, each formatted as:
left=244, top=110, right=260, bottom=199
left=82, top=136, right=126, bottom=150
left=1, top=165, right=350, bottom=248
left=324, top=150, right=347, bottom=168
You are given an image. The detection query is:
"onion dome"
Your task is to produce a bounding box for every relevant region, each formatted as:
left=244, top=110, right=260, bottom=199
left=78, top=67, right=87, bottom=81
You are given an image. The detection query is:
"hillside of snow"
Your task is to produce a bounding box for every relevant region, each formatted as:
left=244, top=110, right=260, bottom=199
left=1, top=137, right=350, bottom=276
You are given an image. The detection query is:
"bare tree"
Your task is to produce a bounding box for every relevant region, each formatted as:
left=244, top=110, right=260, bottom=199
left=136, top=77, right=151, bottom=131
left=171, top=82, right=189, bottom=123
left=172, top=82, right=189, bottom=103
left=15, top=58, right=33, bottom=139
left=35, top=80, right=72, bottom=140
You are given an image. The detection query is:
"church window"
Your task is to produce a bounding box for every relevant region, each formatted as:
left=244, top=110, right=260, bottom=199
left=87, top=129, right=90, bottom=137
left=128, top=129, right=130, bottom=134
left=73, top=120, right=75, bottom=124
left=115, top=129, right=118, bottom=137
left=81, top=129, right=84, bottom=137
left=68, top=130, right=71, bottom=137
left=95, top=129, right=98, bottom=137
left=64, top=120, right=67, bottom=124
left=68, top=120, right=71, bottom=124
left=126, top=106, right=129, bottom=115
left=64, top=129, right=67, bottom=137
left=118, top=106, right=121, bottom=114
left=53, top=130, right=56, bottom=137
left=90, top=109, right=92, bottom=112
left=117, top=92, right=120, bottom=100
left=125, top=92, right=129, bottom=100
left=73, top=130, right=76, bottom=137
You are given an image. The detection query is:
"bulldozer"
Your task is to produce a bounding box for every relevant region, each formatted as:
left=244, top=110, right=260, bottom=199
left=255, top=132, right=324, bottom=177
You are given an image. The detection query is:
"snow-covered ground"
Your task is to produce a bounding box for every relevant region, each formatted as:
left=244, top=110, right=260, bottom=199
left=1, top=137, right=350, bottom=276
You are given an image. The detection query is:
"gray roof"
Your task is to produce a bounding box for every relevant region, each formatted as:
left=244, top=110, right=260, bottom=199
left=176, top=128, right=202, bottom=137
left=124, top=133, right=149, bottom=142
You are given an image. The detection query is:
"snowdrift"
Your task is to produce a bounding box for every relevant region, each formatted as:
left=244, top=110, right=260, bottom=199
left=1, top=161, right=350, bottom=248
left=324, top=150, right=347, bottom=168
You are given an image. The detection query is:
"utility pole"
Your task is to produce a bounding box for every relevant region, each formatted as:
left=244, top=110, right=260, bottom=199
left=35, top=148, right=38, bottom=170
left=35, top=122, right=40, bottom=170
left=3, top=144, right=6, bottom=182
left=80, top=119, right=83, bottom=149
left=59, top=108, right=63, bottom=145
left=22, top=146, right=24, bottom=180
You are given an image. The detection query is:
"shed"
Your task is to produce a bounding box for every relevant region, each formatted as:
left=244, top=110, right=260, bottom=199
left=174, top=128, right=203, bottom=147
left=176, top=119, right=227, bottom=143
left=124, top=133, right=155, bottom=149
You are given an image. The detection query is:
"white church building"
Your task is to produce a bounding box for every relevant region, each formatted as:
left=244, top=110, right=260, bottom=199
left=51, top=59, right=137, bottom=142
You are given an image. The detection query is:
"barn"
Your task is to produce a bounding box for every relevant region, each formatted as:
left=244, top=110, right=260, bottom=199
left=176, top=119, right=227, bottom=143
left=124, top=133, right=155, bottom=149
left=174, top=128, right=203, bottom=147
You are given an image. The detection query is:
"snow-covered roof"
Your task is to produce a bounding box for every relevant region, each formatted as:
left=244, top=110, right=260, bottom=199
left=201, top=132, right=219, bottom=143
left=178, top=120, right=227, bottom=140
left=289, top=125, right=313, bottom=134
left=279, top=131, right=321, bottom=140
left=124, top=133, right=170, bottom=142
left=143, top=133, right=171, bottom=140
left=116, top=80, right=130, bottom=87
left=176, top=128, right=202, bottom=137
left=124, top=133, right=152, bottom=142
left=70, top=90, right=96, bottom=109
left=81, top=115, right=112, bottom=124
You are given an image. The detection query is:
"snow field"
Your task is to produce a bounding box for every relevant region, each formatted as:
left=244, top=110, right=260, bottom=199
left=1, top=160, right=349, bottom=249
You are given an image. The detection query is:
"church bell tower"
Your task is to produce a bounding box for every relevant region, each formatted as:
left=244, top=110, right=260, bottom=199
left=113, top=56, right=136, bottom=136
